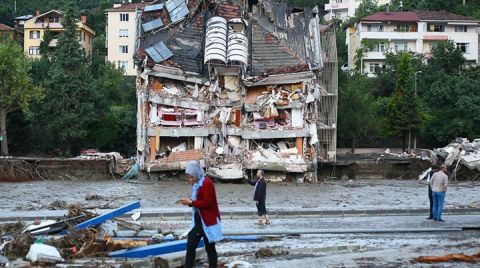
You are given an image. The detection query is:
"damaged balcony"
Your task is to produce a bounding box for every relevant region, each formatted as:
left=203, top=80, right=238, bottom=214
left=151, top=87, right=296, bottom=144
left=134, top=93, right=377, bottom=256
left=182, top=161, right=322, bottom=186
left=244, top=138, right=315, bottom=173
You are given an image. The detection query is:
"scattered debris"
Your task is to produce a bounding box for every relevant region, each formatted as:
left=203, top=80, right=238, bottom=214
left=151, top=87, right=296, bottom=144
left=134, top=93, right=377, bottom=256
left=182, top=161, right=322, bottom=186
left=26, top=243, right=64, bottom=263
left=85, top=194, right=104, bottom=201
left=227, top=260, right=253, bottom=268
left=47, top=200, right=69, bottom=210
left=255, top=247, right=289, bottom=258
left=104, top=236, right=148, bottom=251
left=414, top=252, right=480, bottom=263
left=131, top=212, right=142, bottom=222
left=0, top=222, right=24, bottom=236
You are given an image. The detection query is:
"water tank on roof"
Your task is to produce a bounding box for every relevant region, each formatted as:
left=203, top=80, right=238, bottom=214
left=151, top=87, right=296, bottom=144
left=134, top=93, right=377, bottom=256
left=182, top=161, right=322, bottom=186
left=204, top=17, right=227, bottom=64
left=227, top=31, right=248, bottom=66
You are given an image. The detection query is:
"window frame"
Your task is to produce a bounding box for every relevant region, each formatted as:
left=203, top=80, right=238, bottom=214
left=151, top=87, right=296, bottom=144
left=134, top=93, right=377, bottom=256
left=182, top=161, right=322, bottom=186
left=456, top=42, right=470, bottom=54
left=29, top=30, right=40, bottom=39
left=28, top=46, right=40, bottom=55
left=119, top=45, right=129, bottom=54
left=119, top=29, right=129, bottom=38
left=120, top=13, right=129, bottom=22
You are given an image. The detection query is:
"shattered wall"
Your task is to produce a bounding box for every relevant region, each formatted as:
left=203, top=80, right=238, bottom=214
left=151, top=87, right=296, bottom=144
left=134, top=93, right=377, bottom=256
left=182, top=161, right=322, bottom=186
left=135, top=0, right=336, bottom=182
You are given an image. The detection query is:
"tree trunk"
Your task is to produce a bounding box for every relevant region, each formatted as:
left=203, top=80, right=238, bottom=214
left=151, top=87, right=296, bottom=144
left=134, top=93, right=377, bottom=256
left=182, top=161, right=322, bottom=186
left=0, top=108, right=8, bottom=156
left=408, top=130, right=412, bottom=152
left=351, top=137, right=356, bottom=154
left=402, top=131, right=406, bottom=152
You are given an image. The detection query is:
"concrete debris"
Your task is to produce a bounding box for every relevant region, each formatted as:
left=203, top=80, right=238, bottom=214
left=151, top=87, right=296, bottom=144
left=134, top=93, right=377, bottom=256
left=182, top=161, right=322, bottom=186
left=419, top=138, right=480, bottom=181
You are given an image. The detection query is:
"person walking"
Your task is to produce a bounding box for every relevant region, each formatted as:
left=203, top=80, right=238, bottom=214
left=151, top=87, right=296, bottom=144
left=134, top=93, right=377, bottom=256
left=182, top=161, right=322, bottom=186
left=431, top=165, right=448, bottom=222
left=246, top=169, right=270, bottom=225
left=426, top=164, right=439, bottom=220
left=180, top=161, right=222, bottom=268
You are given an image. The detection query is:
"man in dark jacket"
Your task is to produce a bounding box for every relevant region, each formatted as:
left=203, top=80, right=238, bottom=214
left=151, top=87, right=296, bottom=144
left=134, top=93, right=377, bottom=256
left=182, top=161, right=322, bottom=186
left=246, top=170, right=270, bottom=225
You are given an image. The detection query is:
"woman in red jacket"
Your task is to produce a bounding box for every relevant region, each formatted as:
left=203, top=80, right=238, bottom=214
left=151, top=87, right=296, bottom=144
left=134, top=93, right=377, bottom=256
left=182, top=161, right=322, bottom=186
left=180, top=160, right=222, bottom=268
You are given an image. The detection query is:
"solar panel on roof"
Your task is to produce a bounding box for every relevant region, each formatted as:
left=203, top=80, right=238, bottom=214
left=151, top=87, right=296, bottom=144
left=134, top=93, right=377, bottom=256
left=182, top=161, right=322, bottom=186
left=145, top=41, right=173, bottom=63
left=170, top=5, right=189, bottom=23
left=166, top=0, right=188, bottom=24
left=142, top=18, right=164, bottom=32
left=166, top=0, right=185, bottom=12
left=144, top=3, right=164, bottom=12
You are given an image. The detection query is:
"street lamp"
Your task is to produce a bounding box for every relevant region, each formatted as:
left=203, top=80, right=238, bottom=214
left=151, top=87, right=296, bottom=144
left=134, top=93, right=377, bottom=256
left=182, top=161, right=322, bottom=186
left=413, top=71, right=422, bottom=150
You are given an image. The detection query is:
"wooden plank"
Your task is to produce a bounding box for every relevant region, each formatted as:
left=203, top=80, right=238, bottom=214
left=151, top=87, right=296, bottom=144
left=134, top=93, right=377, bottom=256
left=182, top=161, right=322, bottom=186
left=149, top=137, right=156, bottom=161
left=296, top=137, right=303, bottom=156
left=108, top=239, right=205, bottom=258
left=75, top=201, right=141, bottom=230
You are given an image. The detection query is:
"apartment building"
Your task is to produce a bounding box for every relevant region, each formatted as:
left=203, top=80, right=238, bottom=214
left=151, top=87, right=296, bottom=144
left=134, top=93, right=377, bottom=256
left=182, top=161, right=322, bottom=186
left=347, top=11, right=479, bottom=76
left=324, top=0, right=390, bottom=21
left=23, top=10, right=95, bottom=59
left=106, top=2, right=150, bottom=76
left=135, top=0, right=336, bottom=182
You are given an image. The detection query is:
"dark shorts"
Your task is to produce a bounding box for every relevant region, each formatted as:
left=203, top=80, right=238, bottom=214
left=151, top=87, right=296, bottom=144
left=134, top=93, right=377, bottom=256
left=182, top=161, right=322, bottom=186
left=256, top=202, right=267, bottom=216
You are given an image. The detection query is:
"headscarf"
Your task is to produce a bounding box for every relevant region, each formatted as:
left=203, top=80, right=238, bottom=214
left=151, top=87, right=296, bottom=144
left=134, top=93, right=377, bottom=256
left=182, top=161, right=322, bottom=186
left=186, top=160, right=206, bottom=200
left=185, top=160, right=205, bottom=181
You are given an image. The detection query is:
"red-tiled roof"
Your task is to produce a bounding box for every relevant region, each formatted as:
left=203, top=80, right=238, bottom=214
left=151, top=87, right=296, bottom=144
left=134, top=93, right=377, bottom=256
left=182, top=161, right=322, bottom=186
left=0, top=23, right=14, bottom=31
left=361, top=12, right=419, bottom=22
left=106, top=2, right=151, bottom=12
left=216, top=2, right=241, bottom=20
left=416, top=10, right=476, bottom=21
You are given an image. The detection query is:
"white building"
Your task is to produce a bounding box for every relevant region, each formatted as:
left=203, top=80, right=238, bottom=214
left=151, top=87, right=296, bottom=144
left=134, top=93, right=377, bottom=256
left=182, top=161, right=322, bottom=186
left=106, top=2, right=149, bottom=76
left=347, top=11, right=480, bottom=76
left=324, top=0, right=390, bottom=21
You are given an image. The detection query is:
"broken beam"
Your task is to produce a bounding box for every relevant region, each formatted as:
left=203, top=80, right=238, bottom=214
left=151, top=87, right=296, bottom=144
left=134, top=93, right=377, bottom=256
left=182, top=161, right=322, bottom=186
left=108, top=239, right=205, bottom=258
left=75, top=201, right=141, bottom=230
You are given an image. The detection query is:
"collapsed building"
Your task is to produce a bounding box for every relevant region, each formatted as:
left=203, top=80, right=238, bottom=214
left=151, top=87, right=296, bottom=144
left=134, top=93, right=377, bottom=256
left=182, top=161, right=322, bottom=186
left=135, top=0, right=338, bottom=182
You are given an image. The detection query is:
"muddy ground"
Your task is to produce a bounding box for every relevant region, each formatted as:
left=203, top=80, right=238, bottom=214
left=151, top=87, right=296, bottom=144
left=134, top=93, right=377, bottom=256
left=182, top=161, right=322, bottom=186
left=0, top=179, right=479, bottom=213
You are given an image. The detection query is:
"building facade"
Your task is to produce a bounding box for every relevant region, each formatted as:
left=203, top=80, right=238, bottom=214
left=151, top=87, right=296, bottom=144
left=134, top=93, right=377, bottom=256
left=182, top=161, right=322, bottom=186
left=324, top=0, right=390, bottom=21
left=23, top=10, right=95, bottom=59
left=0, top=23, right=15, bottom=42
left=106, top=2, right=149, bottom=76
left=347, top=11, right=480, bottom=76
left=135, top=0, right=337, bottom=182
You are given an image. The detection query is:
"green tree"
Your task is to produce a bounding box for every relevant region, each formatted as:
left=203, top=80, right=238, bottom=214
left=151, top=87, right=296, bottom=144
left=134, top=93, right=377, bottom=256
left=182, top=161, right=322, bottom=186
left=39, top=26, right=53, bottom=56
left=424, top=75, right=480, bottom=145
left=0, top=40, right=43, bottom=155
left=338, top=73, right=377, bottom=153
left=384, top=53, right=426, bottom=151
left=427, top=40, right=465, bottom=76
left=41, top=8, right=95, bottom=155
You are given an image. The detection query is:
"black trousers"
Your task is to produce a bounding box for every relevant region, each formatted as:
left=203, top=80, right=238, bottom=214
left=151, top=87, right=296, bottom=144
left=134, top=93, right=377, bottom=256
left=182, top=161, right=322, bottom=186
left=256, top=201, right=267, bottom=216
left=184, top=228, right=217, bottom=268
left=428, top=185, right=433, bottom=218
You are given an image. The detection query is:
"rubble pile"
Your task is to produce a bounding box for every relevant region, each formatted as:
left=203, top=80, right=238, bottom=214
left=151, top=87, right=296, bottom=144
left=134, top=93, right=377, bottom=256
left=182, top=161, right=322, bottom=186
left=419, top=138, right=480, bottom=181
left=0, top=201, right=194, bottom=266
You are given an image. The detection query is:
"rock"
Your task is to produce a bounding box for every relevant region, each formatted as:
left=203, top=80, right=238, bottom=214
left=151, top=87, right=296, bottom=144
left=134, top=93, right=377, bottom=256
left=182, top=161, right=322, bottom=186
left=47, top=200, right=68, bottom=210
left=255, top=247, right=289, bottom=258
left=0, top=255, right=9, bottom=265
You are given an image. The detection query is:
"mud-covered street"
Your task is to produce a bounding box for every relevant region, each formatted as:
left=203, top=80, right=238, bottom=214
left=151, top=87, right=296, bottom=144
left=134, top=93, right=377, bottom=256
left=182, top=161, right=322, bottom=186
left=1, top=179, right=479, bottom=214
left=1, top=179, right=480, bottom=267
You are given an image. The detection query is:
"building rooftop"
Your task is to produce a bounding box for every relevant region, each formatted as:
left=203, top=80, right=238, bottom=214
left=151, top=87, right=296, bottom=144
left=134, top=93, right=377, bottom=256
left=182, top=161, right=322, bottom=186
left=361, top=12, right=419, bottom=22
left=106, top=2, right=151, bottom=12
left=415, top=10, right=477, bottom=21
left=0, top=23, right=14, bottom=31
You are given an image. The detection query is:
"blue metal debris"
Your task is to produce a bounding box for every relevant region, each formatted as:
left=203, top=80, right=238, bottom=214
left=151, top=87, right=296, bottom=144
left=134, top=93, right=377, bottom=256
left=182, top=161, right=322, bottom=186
left=75, top=201, right=141, bottom=230
left=108, top=239, right=205, bottom=258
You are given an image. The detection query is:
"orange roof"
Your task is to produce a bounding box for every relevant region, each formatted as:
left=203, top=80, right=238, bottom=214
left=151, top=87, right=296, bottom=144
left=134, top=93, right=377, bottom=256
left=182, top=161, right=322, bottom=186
left=106, top=2, right=151, bottom=12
